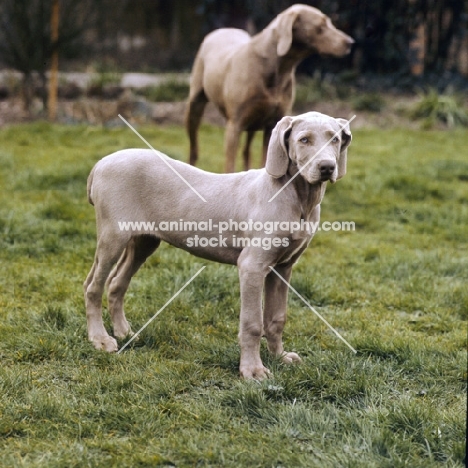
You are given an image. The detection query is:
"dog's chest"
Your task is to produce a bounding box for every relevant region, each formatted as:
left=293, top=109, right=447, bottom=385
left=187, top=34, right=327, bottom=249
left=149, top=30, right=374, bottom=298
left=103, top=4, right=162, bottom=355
left=277, top=228, right=314, bottom=265
left=242, top=94, right=290, bottom=130
left=230, top=71, right=293, bottom=129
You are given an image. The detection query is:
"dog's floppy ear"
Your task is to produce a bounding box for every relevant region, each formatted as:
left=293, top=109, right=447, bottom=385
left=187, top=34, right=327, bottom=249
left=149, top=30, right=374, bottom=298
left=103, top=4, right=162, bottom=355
left=266, top=116, right=293, bottom=178
left=276, top=10, right=299, bottom=56
left=335, top=118, right=352, bottom=180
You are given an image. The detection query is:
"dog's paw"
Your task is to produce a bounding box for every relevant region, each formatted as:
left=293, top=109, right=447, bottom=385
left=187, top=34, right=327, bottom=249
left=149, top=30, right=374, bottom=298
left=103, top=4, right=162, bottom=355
left=240, top=365, right=272, bottom=381
left=281, top=352, right=302, bottom=364
left=90, top=335, right=118, bottom=353
left=113, top=325, right=133, bottom=339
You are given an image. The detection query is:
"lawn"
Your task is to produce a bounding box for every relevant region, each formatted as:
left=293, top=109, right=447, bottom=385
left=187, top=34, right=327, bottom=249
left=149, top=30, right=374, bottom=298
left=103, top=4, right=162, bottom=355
left=0, top=121, right=466, bottom=467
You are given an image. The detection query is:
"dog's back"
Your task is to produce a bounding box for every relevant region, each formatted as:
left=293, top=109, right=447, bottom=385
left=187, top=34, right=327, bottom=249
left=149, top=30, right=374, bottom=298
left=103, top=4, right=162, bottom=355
left=199, top=28, right=251, bottom=59
left=191, top=28, right=251, bottom=111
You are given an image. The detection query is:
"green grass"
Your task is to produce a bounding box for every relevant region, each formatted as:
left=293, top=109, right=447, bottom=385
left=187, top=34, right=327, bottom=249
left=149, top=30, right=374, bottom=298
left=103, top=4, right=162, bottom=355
left=0, top=122, right=466, bottom=467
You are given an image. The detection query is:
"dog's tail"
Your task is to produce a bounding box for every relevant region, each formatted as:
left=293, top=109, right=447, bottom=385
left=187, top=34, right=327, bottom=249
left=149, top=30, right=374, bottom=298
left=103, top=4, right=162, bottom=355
left=87, top=165, right=96, bottom=206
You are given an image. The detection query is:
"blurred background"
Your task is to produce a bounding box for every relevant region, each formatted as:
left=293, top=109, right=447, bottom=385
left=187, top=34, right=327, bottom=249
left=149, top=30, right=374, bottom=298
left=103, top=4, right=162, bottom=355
left=0, top=0, right=466, bottom=127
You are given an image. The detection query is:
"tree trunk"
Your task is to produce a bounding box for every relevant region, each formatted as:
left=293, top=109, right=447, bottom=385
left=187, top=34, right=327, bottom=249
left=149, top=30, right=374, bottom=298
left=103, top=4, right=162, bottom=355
left=48, top=0, right=60, bottom=121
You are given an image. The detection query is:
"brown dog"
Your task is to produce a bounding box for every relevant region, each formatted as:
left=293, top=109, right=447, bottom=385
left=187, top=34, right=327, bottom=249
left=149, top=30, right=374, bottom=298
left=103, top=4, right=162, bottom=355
left=186, top=4, right=353, bottom=173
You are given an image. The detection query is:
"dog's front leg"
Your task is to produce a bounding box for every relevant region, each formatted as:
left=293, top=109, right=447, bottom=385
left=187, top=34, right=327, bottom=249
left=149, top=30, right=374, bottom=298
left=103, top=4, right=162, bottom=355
left=263, top=263, right=301, bottom=364
left=237, top=255, right=270, bottom=380
left=224, top=120, right=241, bottom=173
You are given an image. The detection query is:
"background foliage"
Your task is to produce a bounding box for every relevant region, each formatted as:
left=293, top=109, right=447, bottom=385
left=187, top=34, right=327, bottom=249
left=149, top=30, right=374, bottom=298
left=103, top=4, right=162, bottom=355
left=0, top=0, right=466, bottom=78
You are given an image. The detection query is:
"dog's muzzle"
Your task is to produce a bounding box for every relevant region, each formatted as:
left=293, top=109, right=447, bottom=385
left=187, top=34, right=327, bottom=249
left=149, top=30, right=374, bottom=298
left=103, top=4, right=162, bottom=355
left=319, top=160, right=336, bottom=181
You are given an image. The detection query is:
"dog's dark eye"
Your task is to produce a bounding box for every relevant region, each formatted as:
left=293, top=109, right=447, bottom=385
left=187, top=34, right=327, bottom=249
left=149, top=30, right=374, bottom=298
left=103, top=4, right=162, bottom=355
left=331, top=136, right=339, bottom=143
left=300, top=137, right=309, bottom=144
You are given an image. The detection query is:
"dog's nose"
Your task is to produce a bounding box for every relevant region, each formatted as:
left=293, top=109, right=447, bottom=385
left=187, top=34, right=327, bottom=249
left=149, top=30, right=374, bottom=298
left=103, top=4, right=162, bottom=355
left=345, top=36, right=355, bottom=53
left=319, top=161, right=336, bottom=179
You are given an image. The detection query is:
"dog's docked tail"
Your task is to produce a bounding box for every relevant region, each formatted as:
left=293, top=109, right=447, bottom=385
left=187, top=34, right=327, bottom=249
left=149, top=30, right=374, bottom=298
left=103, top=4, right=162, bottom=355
left=87, top=165, right=95, bottom=206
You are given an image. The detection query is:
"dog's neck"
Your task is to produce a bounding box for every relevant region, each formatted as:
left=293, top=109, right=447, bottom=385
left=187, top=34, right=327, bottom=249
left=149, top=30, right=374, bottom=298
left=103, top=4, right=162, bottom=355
left=277, top=45, right=316, bottom=76
left=287, top=164, right=327, bottom=220
left=253, top=30, right=315, bottom=78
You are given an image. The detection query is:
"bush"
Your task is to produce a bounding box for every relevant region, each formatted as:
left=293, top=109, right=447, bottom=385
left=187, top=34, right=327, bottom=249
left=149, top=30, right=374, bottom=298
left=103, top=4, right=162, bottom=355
left=294, top=76, right=338, bottom=105
left=88, top=71, right=122, bottom=88
left=136, top=80, right=190, bottom=102
left=86, top=70, right=123, bottom=99
left=410, top=90, right=468, bottom=128
left=352, top=93, right=386, bottom=112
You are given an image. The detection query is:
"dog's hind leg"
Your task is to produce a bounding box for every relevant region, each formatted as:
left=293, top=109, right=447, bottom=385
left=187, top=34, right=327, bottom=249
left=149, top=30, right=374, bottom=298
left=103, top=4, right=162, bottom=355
left=186, top=57, right=208, bottom=166
left=242, top=130, right=256, bottom=171
left=106, top=235, right=161, bottom=339
left=262, top=127, right=273, bottom=167
left=186, top=94, right=208, bottom=166
left=84, top=234, right=129, bottom=352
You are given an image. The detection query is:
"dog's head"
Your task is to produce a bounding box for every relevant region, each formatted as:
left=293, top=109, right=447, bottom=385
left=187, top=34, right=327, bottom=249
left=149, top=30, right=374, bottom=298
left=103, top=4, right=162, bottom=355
left=266, top=112, right=352, bottom=185
left=274, top=4, right=354, bottom=57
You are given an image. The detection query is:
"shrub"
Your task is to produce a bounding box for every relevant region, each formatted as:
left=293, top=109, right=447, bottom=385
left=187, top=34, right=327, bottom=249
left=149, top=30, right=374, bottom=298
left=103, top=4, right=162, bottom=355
left=294, top=76, right=337, bottom=105
left=136, top=80, right=190, bottom=102
left=410, top=89, right=468, bottom=128
left=352, top=93, right=386, bottom=112
left=88, top=71, right=122, bottom=89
